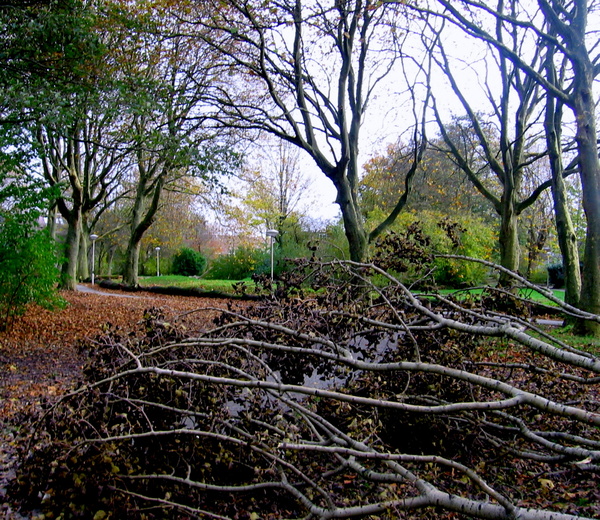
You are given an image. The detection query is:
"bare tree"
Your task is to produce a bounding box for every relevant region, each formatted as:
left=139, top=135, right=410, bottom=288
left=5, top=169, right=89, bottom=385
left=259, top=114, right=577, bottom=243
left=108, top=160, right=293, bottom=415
left=543, top=23, right=582, bottom=308
left=35, top=106, right=130, bottom=289
left=421, top=7, right=554, bottom=287
left=115, top=6, right=236, bottom=286
left=228, top=139, right=314, bottom=241
left=421, top=0, right=600, bottom=333
left=183, top=0, right=429, bottom=262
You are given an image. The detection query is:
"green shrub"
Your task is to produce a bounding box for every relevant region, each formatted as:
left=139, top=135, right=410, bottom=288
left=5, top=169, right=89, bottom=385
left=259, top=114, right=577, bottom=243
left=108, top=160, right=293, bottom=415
left=0, top=170, right=64, bottom=331
left=309, top=222, right=349, bottom=261
left=0, top=216, right=63, bottom=331
left=433, top=216, right=496, bottom=287
left=171, top=247, right=207, bottom=277
left=141, top=256, right=171, bottom=277
left=370, top=211, right=496, bottom=288
left=205, top=246, right=266, bottom=280
left=528, top=267, right=548, bottom=285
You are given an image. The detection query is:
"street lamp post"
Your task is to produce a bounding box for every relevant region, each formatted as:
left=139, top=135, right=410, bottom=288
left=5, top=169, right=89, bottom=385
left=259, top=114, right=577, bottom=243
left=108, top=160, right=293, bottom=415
left=266, top=229, right=279, bottom=281
left=155, top=246, right=161, bottom=277
left=90, top=234, right=99, bottom=285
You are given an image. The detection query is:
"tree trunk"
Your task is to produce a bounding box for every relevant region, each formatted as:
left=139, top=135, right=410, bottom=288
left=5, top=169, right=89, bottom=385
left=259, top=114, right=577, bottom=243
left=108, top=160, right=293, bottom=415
left=122, top=167, right=165, bottom=286
left=60, top=210, right=81, bottom=290
left=572, top=53, right=600, bottom=336
left=107, top=247, right=116, bottom=277
left=47, top=202, right=58, bottom=240
left=498, top=201, right=520, bottom=287
left=78, top=224, right=89, bottom=282
left=340, top=202, right=368, bottom=262
left=123, top=238, right=142, bottom=286
left=533, top=0, right=600, bottom=334
left=334, top=171, right=368, bottom=262
left=545, top=94, right=581, bottom=308
left=552, top=178, right=581, bottom=307
left=123, top=189, right=145, bottom=286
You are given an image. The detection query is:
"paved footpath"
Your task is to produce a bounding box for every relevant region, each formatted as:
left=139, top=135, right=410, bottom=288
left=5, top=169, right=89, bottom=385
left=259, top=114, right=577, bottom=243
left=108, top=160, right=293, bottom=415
left=76, top=284, right=141, bottom=298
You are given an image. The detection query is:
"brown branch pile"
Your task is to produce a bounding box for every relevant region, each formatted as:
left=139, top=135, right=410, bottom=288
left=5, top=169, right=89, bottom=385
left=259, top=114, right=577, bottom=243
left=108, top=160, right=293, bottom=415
left=8, top=259, right=600, bottom=519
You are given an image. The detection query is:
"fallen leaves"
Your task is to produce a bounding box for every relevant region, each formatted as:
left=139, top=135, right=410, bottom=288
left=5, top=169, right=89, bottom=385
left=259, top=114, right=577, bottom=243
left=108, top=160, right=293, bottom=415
left=0, top=287, right=242, bottom=420
left=1, top=286, right=247, bottom=519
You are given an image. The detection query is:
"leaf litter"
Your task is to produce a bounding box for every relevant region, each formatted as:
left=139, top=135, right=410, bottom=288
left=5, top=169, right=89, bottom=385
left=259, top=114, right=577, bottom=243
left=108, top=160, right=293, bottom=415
left=0, top=287, right=244, bottom=519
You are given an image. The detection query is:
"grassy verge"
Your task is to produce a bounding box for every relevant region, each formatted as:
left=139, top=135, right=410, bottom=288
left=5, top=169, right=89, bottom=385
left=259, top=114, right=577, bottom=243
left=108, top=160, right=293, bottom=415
left=139, top=275, right=255, bottom=294
left=517, top=287, right=565, bottom=305
left=142, top=276, right=565, bottom=304
left=531, top=322, right=600, bottom=355
left=436, top=286, right=565, bottom=306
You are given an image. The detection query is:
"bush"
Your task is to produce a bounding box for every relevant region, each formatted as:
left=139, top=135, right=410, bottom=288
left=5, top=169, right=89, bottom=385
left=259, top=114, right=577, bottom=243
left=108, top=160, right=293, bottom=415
left=528, top=266, right=548, bottom=285
left=205, top=245, right=266, bottom=280
left=0, top=215, right=63, bottom=331
left=0, top=170, right=63, bottom=330
left=141, top=255, right=171, bottom=277
left=171, top=247, right=207, bottom=277
left=371, top=211, right=496, bottom=288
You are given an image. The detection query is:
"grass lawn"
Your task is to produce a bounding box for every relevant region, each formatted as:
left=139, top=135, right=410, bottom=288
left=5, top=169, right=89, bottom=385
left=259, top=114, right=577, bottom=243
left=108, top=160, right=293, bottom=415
left=139, top=275, right=255, bottom=293
left=546, top=325, right=600, bottom=354
left=436, top=286, right=565, bottom=306
left=141, top=275, right=565, bottom=304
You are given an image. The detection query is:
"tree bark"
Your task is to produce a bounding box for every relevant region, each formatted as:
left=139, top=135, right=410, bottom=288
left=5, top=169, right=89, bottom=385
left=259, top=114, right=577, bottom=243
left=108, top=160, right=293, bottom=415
left=77, top=222, right=89, bottom=282
left=60, top=208, right=81, bottom=290
left=122, top=184, right=146, bottom=287
left=333, top=168, right=368, bottom=262
left=123, top=238, right=142, bottom=286
left=572, top=84, right=600, bottom=334
left=46, top=202, right=58, bottom=241
left=551, top=169, right=581, bottom=308
left=57, top=132, right=84, bottom=290
left=122, top=160, right=165, bottom=286
left=552, top=1, right=600, bottom=335
left=544, top=72, right=581, bottom=308
left=497, top=202, right=520, bottom=286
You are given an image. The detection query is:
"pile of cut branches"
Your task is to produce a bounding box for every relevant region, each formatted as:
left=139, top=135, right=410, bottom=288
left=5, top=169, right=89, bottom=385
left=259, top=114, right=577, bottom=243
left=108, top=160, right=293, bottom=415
left=9, top=259, right=600, bottom=519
